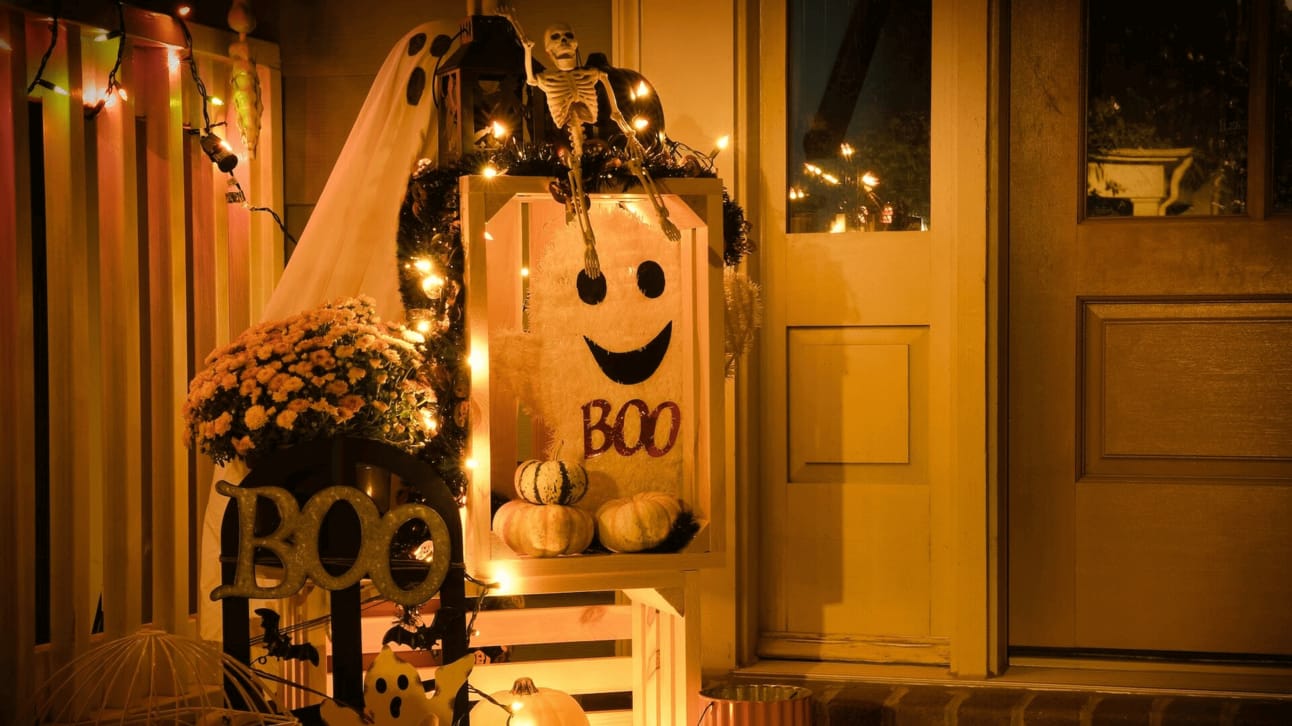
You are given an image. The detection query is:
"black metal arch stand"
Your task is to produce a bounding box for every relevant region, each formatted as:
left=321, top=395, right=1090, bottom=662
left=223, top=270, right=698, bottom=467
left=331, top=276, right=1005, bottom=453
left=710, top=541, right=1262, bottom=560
left=218, top=436, right=469, bottom=722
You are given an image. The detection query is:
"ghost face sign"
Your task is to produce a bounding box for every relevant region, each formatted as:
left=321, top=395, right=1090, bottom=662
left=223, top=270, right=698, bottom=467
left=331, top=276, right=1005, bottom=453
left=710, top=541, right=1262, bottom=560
left=526, top=205, right=685, bottom=511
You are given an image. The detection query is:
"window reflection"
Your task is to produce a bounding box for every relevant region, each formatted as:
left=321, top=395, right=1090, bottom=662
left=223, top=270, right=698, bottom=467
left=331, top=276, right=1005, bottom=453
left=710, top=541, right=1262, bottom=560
left=1086, top=0, right=1249, bottom=217
left=1274, top=1, right=1292, bottom=211
left=788, top=0, right=931, bottom=233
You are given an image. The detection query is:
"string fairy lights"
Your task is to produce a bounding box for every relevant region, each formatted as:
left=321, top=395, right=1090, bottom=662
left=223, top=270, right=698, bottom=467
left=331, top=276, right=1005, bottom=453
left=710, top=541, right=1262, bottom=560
left=84, top=0, right=127, bottom=119
left=27, top=2, right=69, bottom=96
left=171, top=4, right=295, bottom=246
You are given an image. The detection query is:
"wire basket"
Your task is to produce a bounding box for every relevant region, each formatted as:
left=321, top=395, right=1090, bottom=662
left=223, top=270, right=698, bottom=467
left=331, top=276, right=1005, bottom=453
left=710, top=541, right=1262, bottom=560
left=25, top=628, right=300, bottom=725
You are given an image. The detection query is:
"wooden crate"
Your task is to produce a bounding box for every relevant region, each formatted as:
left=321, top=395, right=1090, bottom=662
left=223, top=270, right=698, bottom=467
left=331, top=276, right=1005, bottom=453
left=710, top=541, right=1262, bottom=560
left=341, top=582, right=701, bottom=726
left=457, top=175, right=726, bottom=724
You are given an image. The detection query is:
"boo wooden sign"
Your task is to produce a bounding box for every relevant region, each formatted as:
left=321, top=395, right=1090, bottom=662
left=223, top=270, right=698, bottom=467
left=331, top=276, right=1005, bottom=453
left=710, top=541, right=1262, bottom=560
left=211, top=481, right=451, bottom=607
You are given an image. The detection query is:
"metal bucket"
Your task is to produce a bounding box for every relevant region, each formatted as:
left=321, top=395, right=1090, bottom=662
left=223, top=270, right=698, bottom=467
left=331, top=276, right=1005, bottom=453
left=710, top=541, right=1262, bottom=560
left=698, top=683, right=813, bottom=726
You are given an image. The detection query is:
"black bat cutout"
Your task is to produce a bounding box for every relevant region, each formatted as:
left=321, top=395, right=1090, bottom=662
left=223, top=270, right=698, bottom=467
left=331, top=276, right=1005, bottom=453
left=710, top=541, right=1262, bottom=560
left=381, top=606, right=450, bottom=652
left=255, top=607, right=320, bottom=667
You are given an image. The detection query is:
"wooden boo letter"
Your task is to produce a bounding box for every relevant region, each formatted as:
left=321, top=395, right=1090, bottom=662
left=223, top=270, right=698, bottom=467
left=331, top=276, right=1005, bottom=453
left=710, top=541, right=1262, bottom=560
left=211, top=481, right=451, bottom=607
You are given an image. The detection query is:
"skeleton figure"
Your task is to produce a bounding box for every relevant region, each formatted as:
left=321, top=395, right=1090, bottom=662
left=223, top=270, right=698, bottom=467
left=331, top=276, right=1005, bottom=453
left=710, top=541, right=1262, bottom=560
left=499, top=8, right=680, bottom=278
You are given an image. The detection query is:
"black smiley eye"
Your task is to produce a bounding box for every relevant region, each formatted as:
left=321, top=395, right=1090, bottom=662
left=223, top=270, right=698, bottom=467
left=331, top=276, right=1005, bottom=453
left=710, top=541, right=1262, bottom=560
left=397, top=674, right=409, bottom=690
left=577, top=269, right=607, bottom=305
left=375, top=677, right=387, bottom=694
left=637, top=261, right=665, bottom=298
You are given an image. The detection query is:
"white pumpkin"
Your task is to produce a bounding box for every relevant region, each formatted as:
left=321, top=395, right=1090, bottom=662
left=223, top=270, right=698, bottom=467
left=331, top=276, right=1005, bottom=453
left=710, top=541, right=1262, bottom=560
left=594, top=492, right=684, bottom=553
left=469, top=677, right=590, bottom=726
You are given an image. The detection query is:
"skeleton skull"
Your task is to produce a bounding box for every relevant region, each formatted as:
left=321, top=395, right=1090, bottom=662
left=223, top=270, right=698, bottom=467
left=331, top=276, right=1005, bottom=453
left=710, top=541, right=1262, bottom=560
left=544, top=23, right=578, bottom=71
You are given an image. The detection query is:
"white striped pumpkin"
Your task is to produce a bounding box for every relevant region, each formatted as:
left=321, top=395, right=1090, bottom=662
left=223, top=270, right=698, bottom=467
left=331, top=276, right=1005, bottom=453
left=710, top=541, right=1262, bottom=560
left=514, top=459, right=589, bottom=505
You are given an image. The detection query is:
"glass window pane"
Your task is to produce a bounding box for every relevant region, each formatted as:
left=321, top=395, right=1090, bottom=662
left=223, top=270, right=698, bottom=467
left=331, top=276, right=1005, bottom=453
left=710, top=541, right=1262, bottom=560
left=1086, top=0, right=1249, bottom=218
left=787, top=0, right=931, bottom=233
left=1274, top=2, right=1292, bottom=211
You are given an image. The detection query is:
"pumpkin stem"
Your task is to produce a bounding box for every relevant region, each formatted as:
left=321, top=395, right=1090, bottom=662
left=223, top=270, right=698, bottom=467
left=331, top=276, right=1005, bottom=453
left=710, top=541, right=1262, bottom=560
left=512, top=677, right=540, bottom=695
left=553, top=440, right=565, bottom=459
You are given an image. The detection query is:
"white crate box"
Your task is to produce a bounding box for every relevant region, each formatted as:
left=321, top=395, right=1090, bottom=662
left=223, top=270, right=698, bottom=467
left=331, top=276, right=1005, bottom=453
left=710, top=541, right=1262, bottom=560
left=459, top=175, right=727, bottom=585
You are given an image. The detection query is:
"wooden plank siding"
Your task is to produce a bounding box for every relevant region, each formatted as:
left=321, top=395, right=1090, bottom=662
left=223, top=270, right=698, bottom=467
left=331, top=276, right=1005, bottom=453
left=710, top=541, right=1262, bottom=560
left=0, top=6, right=282, bottom=719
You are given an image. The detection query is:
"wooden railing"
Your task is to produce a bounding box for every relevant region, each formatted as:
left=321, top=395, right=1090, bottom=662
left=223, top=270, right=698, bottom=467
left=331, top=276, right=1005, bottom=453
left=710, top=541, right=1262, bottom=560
left=0, top=4, right=282, bottom=718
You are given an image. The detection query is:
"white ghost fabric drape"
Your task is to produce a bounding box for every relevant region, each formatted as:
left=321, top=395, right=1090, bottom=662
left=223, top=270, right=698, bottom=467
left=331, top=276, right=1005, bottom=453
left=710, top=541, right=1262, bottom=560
left=198, top=20, right=453, bottom=639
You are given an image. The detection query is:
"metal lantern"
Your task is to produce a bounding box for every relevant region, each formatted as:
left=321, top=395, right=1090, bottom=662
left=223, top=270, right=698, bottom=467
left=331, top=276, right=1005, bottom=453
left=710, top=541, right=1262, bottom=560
left=434, top=14, right=551, bottom=161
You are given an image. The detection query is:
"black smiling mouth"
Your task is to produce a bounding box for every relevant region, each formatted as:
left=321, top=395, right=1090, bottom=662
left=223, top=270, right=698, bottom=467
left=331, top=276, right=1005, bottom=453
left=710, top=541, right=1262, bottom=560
left=584, top=322, right=672, bottom=385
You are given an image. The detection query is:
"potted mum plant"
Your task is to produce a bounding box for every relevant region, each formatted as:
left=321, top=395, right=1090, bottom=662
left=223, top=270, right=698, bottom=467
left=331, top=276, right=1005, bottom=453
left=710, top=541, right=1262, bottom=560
left=183, top=296, right=438, bottom=467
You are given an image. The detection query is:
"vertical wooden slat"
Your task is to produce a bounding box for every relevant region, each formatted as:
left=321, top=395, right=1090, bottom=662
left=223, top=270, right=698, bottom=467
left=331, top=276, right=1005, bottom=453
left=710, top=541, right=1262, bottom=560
left=0, top=8, right=37, bottom=718
left=135, top=42, right=188, bottom=634
left=96, top=27, right=146, bottom=639
left=243, top=61, right=285, bottom=319
left=36, top=15, right=99, bottom=664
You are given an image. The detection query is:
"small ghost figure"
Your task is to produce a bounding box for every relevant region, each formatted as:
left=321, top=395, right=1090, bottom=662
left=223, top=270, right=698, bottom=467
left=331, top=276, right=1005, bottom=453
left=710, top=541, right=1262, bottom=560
left=498, top=5, right=680, bottom=279
left=319, top=647, right=475, bottom=726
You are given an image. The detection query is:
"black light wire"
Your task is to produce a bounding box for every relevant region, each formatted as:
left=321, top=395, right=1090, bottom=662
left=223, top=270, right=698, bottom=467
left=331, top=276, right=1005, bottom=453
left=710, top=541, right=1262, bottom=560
left=26, top=0, right=63, bottom=95
left=174, top=8, right=295, bottom=246
left=86, top=0, right=127, bottom=120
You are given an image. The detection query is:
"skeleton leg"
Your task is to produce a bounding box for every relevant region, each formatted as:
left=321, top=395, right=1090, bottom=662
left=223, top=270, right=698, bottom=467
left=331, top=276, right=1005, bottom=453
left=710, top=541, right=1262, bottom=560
left=566, top=123, right=601, bottom=278
left=625, top=141, right=681, bottom=242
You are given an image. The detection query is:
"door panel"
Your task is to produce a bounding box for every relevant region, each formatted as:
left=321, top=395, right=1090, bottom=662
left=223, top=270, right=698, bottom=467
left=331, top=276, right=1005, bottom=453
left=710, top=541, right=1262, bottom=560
left=1009, top=0, right=1292, bottom=656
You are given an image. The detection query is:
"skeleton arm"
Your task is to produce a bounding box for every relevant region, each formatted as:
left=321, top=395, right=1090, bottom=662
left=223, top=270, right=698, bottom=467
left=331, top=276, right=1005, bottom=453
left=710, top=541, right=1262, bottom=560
left=599, top=71, right=645, bottom=153
left=496, top=4, right=538, bottom=86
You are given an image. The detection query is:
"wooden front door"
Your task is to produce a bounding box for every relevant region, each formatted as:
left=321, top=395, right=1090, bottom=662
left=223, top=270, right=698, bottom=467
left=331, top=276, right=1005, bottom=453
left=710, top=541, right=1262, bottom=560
left=1009, top=0, right=1292, bottom=657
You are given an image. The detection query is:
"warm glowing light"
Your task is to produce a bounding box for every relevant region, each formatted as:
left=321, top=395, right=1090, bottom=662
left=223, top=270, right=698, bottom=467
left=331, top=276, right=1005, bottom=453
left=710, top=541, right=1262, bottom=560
left=219, top=138, right=234, bottom=152
left=491, top=120, right=507, bottom=138
left=210, top=95, right=225, bottom=106
left=489, top=566, right=514, bottom=595
left=467, top=350, right=483, bottom=369
left=840, top=142, right=854, bottom=159
left=511, top=702, right=525, bottom=712
left=635, top=80, right=650, bottom=98
left=93, top=31, right=111, bottom=42
left=829, top=215, right=846, bottom=234
left=482, top=164, right=499, bottom=178
left=413, top=258, right=433, bottom=273
left=421, top=274, right=445, bottom=296
left=716, top=135, right=730, bottom=151
left=632, top=116, right=649, bottom=131
left=115, top=87, right=128, bottom=102
left=177, top=6, right=192, bottom=17
left=415, top=319, right=432, bottom=334
left=465, top=457, right=479, bottom=470
left=167, top=49, right=181, bottom=70
left=483, top=230, right=494, bottom=241
left=861, top=171, right=880, bottom=189
left=520, top=267, right=529, bottom=278
left=788, top=187, right=808, bottom=201
left=804, top=162, right=822, bottom=176
left=821, top=173, right=840, bottom=185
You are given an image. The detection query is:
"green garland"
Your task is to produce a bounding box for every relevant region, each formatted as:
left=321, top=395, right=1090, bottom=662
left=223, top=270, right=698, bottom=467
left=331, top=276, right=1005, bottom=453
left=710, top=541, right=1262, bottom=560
left=392, top=142, right=754, bottom=502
